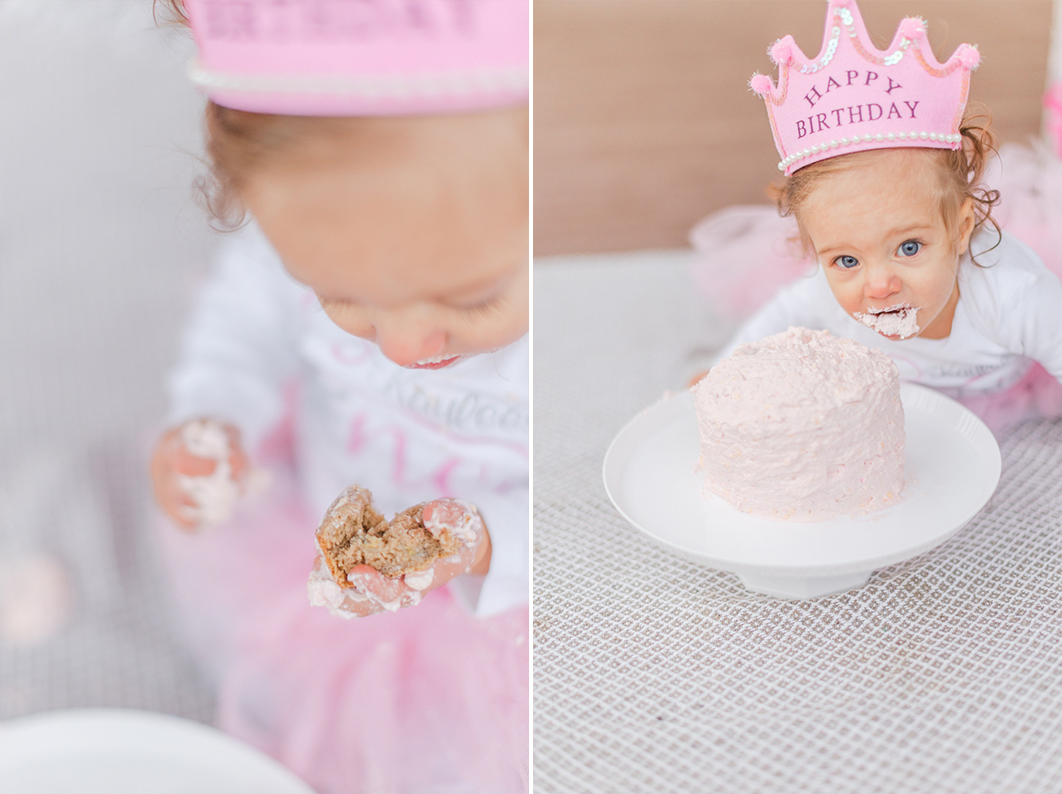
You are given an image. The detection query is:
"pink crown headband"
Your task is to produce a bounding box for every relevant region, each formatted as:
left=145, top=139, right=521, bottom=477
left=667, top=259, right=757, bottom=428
left=183, top=0, right=529, bottom=116
left=750, top=0, right=980, bottom=175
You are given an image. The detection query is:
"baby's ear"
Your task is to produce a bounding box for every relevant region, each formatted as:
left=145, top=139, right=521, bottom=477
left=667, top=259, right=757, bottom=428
left=957, top=197, right=977, bottom=255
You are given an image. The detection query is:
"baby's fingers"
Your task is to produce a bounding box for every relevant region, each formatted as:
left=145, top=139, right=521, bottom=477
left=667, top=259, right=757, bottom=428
left=347, top=565, right=420, bottom=612
left=307, top=555, right=382, bottom=617
left=423, top=551, right=474, bottom=591
left=422, top=499, right=483, bottom=548
left=174, top=450, right=218, bottom=478
left=158, top=484, right=203, bottom=531
left=151, top=432, right=206, bottom=530
left=422, top=499, right=491, bottom=575
left=221, top=425, right=250, bottom=485
left=310, top=499, right=491, bottom=618
left=688, top=369, right=711, bottom=389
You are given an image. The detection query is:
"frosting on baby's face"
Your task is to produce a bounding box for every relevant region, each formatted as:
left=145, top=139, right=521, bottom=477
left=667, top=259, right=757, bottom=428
left=800, top=149, right=975, bottom=341
left=241, top=107, right=529, bottom=369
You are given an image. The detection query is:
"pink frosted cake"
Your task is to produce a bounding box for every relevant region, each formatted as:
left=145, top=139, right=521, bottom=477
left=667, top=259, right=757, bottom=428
left=694, top=327, right=905, bottom=521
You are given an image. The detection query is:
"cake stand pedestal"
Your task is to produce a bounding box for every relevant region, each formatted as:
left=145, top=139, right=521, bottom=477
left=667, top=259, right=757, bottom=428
left=737, top=570, right=873, bottom=599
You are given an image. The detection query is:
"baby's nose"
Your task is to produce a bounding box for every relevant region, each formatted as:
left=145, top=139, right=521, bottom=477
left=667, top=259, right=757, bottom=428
left=863, top=265, right=902, bottom=299
left=376, top=326, right=448, bottom=367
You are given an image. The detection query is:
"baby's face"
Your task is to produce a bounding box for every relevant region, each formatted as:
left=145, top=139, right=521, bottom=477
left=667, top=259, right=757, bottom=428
left=241, top=107, right=528, bottom=369
left=800, top=149, right=974, bottom=341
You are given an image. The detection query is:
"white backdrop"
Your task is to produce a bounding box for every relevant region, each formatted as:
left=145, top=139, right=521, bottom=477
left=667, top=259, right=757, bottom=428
left=0, top=0, right=218, bottom=720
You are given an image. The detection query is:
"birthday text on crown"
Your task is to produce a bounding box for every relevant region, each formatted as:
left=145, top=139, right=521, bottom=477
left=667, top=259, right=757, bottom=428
left=796, top=69, right=918, bottom=139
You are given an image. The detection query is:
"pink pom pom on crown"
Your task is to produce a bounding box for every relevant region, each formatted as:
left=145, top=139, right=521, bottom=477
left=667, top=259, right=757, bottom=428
left=959, top=45, right=981, bottom=69
left=769, top=40, right=793, bottom=65
left=750, top=74, right=775, bottom=95
left=899, top=18, right=926, bottom=39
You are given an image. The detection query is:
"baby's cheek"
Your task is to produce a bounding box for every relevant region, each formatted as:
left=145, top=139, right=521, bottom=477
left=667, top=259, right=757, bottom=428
left=822, top=272, right=860, bottom=314
left=465, top=310, right=527, bottom=352
left=323, top=306, right=376, bottom=341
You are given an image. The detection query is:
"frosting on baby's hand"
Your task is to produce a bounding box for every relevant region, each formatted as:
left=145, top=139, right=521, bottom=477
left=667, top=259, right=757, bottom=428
left=347, top=566, right=422, bottom=612
left=402, top=567, right=434, bottom=590
left=421, top=499, right=482, bottom=547
left=307, top=555, right=373, bottom=619
left=176, top=419, right=269, bottom=528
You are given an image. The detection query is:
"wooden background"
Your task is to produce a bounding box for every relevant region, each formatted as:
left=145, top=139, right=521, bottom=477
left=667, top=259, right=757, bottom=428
left=534, top=0, right=1053, bottom=255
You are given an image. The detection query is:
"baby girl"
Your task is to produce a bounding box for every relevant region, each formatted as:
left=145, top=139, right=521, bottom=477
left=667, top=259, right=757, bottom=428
left=149, top=2, right=529, bottom=792
left=706, top=0, right=1062, bottom=432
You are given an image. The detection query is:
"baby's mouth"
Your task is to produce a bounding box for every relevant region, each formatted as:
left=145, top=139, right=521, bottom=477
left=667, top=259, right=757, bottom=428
left=852, top=303, right=921, bottom=339
left=405, top=354, right=463, bottom=370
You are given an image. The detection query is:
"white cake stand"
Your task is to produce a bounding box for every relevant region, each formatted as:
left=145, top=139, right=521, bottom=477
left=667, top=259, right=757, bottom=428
left=603, top=383, right=1001, bottom=599
left=0, top=709, right=316, bottom=793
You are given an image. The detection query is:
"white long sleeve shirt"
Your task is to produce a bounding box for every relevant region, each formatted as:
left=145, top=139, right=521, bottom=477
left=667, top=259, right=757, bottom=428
left=168, top=224, right=529, bottom=617
left=719, top=230, right=1062, bottom=398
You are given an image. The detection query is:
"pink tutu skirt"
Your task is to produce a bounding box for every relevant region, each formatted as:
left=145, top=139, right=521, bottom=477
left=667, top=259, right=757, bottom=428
left=158, top=469, right=528, bottom=794
left=689, top=142, right=1062, bottom=434
left=955, top=362, right=1062, bottom=436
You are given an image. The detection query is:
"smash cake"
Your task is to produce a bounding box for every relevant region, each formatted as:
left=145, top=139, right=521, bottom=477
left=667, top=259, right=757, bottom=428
left=694, top=327, right=905, bottom=521
left=308, top=485, right=482, bottom=615
left=314, top=486, right=467, bottom=580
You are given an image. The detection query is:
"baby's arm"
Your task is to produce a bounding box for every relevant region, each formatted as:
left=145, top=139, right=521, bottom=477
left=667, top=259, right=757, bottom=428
left=1013, top=265, right=1062, bottom=384
left=152, top=228, right=301, bottom=528
left=451, top=487, right=528, bottom=616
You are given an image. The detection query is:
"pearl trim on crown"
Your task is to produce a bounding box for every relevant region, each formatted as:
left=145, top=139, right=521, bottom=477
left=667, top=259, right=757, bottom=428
left=187, top=60, right=529, bottom=99
left=777, top=131, right=963, bottom=171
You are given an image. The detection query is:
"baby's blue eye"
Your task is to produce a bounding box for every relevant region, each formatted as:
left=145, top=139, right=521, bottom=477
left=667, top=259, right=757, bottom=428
left=836, top=255, right=859, bottom=269
left=899, top=240, right=922, bottom=257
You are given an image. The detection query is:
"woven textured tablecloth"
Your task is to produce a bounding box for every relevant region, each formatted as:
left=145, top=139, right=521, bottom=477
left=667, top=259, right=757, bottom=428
left=534, top=252, right=1062, bottom=794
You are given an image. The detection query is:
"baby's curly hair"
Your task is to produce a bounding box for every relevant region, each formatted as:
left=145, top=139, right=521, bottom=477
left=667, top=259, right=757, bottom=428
left=768, top=108, right=1002, bottom=265
left=155, top=0, right=342, bottom=228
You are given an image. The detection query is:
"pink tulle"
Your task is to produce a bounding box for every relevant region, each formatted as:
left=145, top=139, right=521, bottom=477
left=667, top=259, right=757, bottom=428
left=1043, top=82, right=1062, bottom=158
left=957, top=362, right=1062, bottom=435
left=158, top=471, right=528, bottom=794
left=984, top=142, right=1062, bottom=281
left=688, top=205, right=815, bottom=318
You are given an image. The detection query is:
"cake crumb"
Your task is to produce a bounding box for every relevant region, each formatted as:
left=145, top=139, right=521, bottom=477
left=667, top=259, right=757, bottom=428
left=315, top=486, right=465, bottom=586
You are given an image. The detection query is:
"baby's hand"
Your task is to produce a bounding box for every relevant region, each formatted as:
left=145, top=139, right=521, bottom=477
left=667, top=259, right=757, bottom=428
left=688, top=369, right=711, bottom=389
left=309, top=499, right=492, bottom=618
left=150, top=418, right=250, bottom=531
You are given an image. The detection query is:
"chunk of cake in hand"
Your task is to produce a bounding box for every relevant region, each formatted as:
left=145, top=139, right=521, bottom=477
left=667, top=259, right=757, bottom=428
left=308, top=485, right=485, bottom=617
left=694, top=327, right=906, bottom=521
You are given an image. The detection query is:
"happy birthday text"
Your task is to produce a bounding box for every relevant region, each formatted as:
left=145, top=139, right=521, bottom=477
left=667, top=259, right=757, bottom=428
left=795, top=69, right=918, bottom=139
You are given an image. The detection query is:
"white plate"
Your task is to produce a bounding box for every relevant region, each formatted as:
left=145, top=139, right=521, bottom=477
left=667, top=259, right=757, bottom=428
left=0, top=709, right=316, bottom=794
left=603, top=383, right=1001, bottom=598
